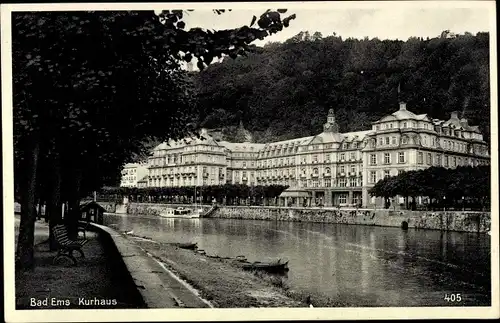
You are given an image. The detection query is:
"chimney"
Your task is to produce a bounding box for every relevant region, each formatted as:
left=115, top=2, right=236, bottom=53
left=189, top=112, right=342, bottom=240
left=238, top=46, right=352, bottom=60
left=399, top=102, right=407, bottom=111
left=450, top=111, right=459, bottom=119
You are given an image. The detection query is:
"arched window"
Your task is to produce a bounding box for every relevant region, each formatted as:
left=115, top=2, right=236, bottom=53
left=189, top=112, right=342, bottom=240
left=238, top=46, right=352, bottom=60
left=325, top=167, right=331, bottom=174
left=313, top=168, right=319, bottom=175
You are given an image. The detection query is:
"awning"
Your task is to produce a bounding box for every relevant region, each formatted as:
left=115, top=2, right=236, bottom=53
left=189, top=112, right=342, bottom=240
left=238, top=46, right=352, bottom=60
left=279, top=187, right=312, bottom=198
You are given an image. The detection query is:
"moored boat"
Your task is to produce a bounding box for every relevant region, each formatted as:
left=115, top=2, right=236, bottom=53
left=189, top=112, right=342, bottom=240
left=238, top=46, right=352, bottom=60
left=160, top=207, right=202, bottom=218
left=176, top=242, right=198, bottom=250
left=240, top=259, right=289, bottom=273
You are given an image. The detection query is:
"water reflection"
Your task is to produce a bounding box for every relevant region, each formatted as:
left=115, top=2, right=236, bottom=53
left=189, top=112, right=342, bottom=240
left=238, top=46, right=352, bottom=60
left=104, top=214, right=491, bottom=306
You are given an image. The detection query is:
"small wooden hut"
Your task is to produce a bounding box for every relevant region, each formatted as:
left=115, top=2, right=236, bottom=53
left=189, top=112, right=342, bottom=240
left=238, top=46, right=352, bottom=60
left=80, top=201, right=106, bottom=224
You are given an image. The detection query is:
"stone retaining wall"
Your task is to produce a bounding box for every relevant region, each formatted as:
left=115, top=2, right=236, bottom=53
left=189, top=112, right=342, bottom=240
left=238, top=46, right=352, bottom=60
left=211, top=206, right=490, bottom=233
left=106, top=202, right=490, bottom=233
left=89, top=223, right=177, bottom=308
left=99, top=201, right=117, bottom=213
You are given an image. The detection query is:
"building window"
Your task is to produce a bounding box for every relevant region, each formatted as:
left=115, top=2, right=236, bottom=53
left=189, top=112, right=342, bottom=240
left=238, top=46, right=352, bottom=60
left=313, top=180, right=319, bottom=188
left=427, top=153, right=432, bottom=165
left=436, top=154, right=442, bottom=166
left=325, top=154, right=330, bottom=162
left=312, top=155, right=318, bottom=163
left=370, top=154, right=377, bottom=165
left=339, top=193, right=348, bottom=204
left=370, top=171, right=377, bottom=184
left=384, top=170, right=390, bottom=178
left=325, top=167, right=331, bottom=174
left=339, top=165, right=345, bottom=173
left=350, top=165, right=356, bottom=173
left=398, top=152, right=405, bottom=163
left=325, top=180, right=331, bottom=187
left=349, top=177, right=357, bottom=187
left=418, top=152, right=423, bottom=164
left=384, top=153, right=391, bottom=164
left=403, top=122, right=407, bottom=128
left=385, top=137, right=390, bottom=145
left=313, top=168, right=319, bottom=175
left=339, top=178, right=347, bottom=187
left=397, top=169, right=404, bottom=176
left=378, top=138, right=383, bottom=146
left=350, top=152, right=355, bottom=161
left=392, top=137, right=397, bottom=145
left=444, top=155, right=449, bottom=167
left=340, top=153, right=345, bottom=161
left=352, top=142, right=358, bottom=149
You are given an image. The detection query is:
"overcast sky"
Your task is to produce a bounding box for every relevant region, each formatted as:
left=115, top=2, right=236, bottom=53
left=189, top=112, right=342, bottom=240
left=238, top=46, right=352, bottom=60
left=179, top=5, right=491, bottom=45
left=172, top=3, right=492, bottom=70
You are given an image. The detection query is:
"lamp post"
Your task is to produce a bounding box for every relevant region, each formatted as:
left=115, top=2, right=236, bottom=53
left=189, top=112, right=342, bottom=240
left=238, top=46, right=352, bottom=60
left=443, top=196, right=446, bottom=212
left=462, top=196, right=465, bottom=211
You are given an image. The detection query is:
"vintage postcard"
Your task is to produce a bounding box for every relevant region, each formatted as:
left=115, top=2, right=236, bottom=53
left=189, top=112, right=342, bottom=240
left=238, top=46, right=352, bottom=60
left=2, top=1, right=498, bottom=322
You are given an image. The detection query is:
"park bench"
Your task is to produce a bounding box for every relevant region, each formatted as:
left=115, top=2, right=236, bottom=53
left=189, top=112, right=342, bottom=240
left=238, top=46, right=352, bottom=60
left=52, top=224, right=88, bottom=265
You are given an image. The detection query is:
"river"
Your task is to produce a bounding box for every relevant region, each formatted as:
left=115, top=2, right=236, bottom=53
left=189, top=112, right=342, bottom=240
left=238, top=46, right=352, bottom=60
left=103, top=213, right=491, bottom=307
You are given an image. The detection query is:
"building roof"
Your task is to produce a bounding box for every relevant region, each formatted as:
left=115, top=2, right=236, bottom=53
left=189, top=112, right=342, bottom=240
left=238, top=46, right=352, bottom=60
left=279, top=186, right=311, bottom=198
left=80, top=201, right=107, bottom=212
left=309, top=132, right=344, bottom=144
left=264, top=136, right=315, bottom=149
left=391, top=108, right=418, bottom=120
left=123, top=162, right=140, bottom=168
left=342, top=130, right=373, bottom=141
left=218, top=141, right=265, bottom=151
left=137, top=175, right=149, bottom=183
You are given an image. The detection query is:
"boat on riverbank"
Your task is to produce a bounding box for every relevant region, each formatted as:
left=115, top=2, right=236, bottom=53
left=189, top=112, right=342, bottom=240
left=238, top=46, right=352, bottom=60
left=176, top=242, right=198, bottom=250
left=239, top=259, right=289, bottom=274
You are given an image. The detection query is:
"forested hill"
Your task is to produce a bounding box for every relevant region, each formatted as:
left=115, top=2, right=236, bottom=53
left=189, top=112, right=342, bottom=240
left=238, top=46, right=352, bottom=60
left=193, top=31, right=490, bottom=144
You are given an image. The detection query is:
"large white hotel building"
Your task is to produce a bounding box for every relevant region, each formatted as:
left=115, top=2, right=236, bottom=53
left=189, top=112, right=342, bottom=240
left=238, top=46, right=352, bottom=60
left=122, top=103, right=489, bottom=207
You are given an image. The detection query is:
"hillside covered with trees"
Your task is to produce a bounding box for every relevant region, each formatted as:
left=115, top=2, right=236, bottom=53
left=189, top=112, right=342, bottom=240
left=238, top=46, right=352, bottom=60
left=194, top=31, right=490, bottom=143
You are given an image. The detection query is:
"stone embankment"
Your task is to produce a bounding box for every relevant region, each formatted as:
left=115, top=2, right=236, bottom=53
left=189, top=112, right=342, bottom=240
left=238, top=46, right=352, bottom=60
left=211, top=206, right=490, bottom=233
left=100, top=201, right=490, bottom=233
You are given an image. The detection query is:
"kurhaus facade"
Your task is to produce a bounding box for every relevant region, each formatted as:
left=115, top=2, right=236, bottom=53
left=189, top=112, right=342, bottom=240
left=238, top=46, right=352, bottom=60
left=131, top=103, right=489, bottom=207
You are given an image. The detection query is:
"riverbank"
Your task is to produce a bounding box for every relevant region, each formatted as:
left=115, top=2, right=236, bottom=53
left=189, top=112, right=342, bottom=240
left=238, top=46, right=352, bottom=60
left=100, top=201, right=491, bottom=233
left=128, top=234, right=307, bottom=307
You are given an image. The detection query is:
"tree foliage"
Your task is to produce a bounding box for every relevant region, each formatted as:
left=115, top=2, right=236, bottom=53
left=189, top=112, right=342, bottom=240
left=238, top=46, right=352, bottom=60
left=369, top=166, right=490, bottom=210
left=13, top=9, right=295, bottom=269
left=98, top=184, right=289, bottom=205
left=194, top=32, right=490, bottom=143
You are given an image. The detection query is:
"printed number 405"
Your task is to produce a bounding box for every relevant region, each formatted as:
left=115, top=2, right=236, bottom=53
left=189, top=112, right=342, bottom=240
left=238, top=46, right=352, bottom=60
left=444, top=293, right=462, bottom=302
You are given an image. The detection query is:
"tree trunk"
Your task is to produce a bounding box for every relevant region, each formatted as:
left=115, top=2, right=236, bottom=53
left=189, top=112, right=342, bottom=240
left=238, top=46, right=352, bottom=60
left=16, top=141, right=40, bottom=270
left=47, top=156, right=62, bottom=251
left=66, top=168, right=83, bottom=240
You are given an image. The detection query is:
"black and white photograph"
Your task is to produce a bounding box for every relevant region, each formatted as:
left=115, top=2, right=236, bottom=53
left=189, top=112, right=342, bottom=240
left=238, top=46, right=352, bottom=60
left=2, top=1, right=498, bottom=321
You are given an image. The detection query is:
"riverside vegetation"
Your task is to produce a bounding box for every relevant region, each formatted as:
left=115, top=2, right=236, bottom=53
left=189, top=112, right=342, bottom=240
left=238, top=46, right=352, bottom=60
left=14, top=9, right=296, bottom=270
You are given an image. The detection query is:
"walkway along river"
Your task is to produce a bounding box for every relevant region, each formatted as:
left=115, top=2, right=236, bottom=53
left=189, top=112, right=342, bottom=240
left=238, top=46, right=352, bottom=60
left=103, top=213, right=491, bottom=307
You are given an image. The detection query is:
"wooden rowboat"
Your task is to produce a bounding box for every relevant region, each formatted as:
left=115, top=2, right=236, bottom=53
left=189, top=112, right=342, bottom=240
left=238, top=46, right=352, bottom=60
left=241, top=259, right=289, bottom=273
left=176, top=242, right=198, bottom=250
